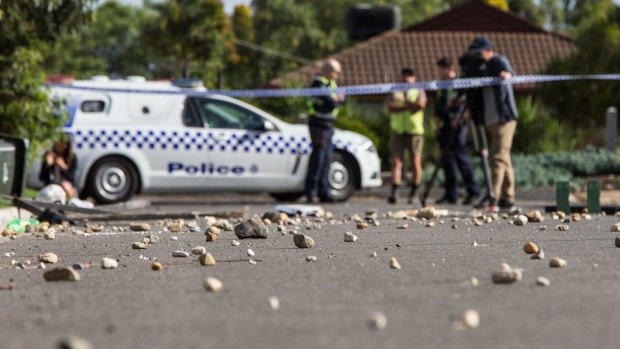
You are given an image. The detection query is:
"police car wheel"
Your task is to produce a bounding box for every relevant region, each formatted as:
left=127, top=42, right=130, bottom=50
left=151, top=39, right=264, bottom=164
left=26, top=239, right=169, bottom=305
left=88, top=157, right=138, bottom=204
left=328, top=153, right=357, bottom=201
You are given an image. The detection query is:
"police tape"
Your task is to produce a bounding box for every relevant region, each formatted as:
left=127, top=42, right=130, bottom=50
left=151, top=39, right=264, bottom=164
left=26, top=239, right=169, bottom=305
left=48, top=74, right=620, bottom=98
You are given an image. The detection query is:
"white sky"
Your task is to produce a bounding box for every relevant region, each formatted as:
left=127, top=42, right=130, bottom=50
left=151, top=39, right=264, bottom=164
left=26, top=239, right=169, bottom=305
left=110, top=0, right=251, bottom=13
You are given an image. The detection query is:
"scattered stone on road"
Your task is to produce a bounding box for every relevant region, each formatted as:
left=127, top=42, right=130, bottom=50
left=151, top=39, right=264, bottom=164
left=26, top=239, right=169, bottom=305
left=249, top=259, right=257, bottom=265
left=262, top=211, right=288, bottom=225
left=58, top=336, right=93, bottom=349
left=167, top=221, right=182, bottom=233
left=344, top=232, right=358, bottom=242
left=523, top=242, right=539, bottom=254
left=43, top=267, right=80, bottom=282
left=234, top=215, right=269, bottom=239
left=44, top=229, right=56, bottom=240
left=101, top=257, right=118, bottom=269
left=539, top=225, right=547, bottom=231
left=426, top=221, right=436, bottom=227
left=247, top=248, right=255, bottom=257
left=549, top=257, right=567, bottom=268
left=38, top=252, right=59, bottom=264
left=191, top=246, right=207, bottom=255
left=147, top=235, right=160, bottom=243
left=206, top=231, right=218, bottom=242
left=293, top=234, right=315, bottom=248
left=611, top=223, right=620, bottom=232
left=556, top=224, right=570, bottom=231
left=461, top=309, right=480, bottom=329
left=172, top=250, right=190, bottom=258
left=306, top=255, right=317, bottom=262
left=525, top=210, right=544, bottom=223
left=356, top=221, right=368, bottom=229
left=231, top=240, right=240, bottom=246
left=369, top=312, right=387, bottom=330
left=392, top=211, right=408, bottom=220
left=130, top=223, right=150, bottom=232
left=536, top=276, right=551, bottom=287
left=532, top=249, right=545, bottom=260
left=397, top=224, right=409, bottom=230
left=132, top=242, right=148, bottom=250
left=492, top=264, right=522, bottom=284
left=204, top=277, right=223, bottom=292
left=206, top=226, right=220, bottom=236
left=572, top=213, right=581, bottom=222
left=151, top=262, right=163, bottom=271
left=417, top=207, right=438, bottom=220
left=269, top=296, right=280, bottom=310
left=389, top=257, right=401, bottom=270
left=199, top=253, right=216, bottom=266
left=513, top=215, right=528, bottom=226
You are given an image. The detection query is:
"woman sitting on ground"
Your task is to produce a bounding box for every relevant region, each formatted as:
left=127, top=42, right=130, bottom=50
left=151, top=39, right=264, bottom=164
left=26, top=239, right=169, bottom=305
left=39, top=137, right=78, bottom=199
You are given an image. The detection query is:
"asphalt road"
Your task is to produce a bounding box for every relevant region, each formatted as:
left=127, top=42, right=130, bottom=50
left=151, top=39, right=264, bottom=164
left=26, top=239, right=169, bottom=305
left=1, top=192, right=620, bottom=349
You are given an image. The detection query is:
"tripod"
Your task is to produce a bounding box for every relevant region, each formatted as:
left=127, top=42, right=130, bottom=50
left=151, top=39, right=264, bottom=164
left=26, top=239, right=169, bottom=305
left=469, top=120, right=497, bottom=211
left=420, top=113, right=496, bottom=211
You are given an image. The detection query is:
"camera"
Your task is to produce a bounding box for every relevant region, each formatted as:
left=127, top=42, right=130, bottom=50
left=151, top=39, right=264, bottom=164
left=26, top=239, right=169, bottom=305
left=458, top=51, right=486, bottom=125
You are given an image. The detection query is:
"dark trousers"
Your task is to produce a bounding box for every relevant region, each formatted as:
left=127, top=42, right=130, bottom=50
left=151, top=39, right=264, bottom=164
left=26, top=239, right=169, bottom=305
left=305, top=123, right=334, bottom=200
left=439, top=125, right=481, bottom=201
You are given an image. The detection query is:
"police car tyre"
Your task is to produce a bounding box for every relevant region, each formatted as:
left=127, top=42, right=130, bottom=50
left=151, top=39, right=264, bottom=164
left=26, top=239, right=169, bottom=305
left=269, top=192, right=304, bottom=202
left=87, top=156, right=139, bottom=204
left=328, top=152, right=358, bottom=201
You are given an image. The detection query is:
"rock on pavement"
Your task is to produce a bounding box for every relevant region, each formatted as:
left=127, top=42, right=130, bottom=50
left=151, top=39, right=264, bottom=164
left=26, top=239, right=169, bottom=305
left=234, top=215, right=269, bottom=239
left=43, top=267, right=80, bottom=282
left=293, top=234, right=315, bottom=248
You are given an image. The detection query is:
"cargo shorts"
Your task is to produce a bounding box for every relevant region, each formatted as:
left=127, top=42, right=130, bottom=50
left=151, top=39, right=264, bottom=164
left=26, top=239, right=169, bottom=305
left=390, top=132, right=424, bottom=159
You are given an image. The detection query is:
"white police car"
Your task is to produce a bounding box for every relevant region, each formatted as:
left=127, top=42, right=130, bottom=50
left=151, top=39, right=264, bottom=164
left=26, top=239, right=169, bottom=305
left=49, top=78, right=382, bottom=204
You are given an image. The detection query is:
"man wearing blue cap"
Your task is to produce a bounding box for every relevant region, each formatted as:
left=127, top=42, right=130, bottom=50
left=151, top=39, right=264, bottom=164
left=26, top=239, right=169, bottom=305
left=468, top=36, right=518, bottom=212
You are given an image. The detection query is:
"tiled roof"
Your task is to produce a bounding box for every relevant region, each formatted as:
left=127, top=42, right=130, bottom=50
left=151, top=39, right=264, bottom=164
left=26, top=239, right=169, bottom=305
left=404, top=1, right=545, bottom=33
left=270, top=30, right=576, bottom=88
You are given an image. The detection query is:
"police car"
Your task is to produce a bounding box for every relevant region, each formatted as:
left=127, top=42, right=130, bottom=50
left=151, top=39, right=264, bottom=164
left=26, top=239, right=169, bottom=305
left=44, top=77, right=382, bottom=204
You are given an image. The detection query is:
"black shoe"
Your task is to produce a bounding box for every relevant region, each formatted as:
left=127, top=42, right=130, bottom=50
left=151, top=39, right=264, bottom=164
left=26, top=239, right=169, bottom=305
left=387, top=194, right=397, bottom=204
left=436, top=196, right=457, bottom=205
left=462, top=194, right=480, bottom=205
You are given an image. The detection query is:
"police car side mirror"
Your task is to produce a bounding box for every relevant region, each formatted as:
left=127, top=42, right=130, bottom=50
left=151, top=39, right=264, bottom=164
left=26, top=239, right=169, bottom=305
left=263, top=120, right=277, bottom=132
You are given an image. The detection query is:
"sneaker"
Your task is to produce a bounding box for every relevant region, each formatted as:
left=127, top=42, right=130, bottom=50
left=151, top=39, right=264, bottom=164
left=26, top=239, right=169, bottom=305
left=462, top=194, right=480, bottom=205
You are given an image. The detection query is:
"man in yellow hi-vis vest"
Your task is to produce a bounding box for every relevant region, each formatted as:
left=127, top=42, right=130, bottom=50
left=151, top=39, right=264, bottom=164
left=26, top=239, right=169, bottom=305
left=305, top=59, right=345, bottom=203
left=387, top=68, right=426, bottom=204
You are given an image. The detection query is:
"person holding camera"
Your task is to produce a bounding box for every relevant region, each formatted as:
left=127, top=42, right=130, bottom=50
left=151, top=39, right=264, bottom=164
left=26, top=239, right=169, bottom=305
left=434, top=57, right=481, bottom=205
left=387, top=67, right=426, bottom=204
left=39, top=138, right=78, bottom=199
left=468, top=36, right=518, bottom=212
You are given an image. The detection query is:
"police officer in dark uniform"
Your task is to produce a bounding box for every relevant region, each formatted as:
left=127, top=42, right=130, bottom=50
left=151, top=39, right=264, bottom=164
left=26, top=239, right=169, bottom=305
left=434, top=57, right=481, bottom=205
left=305, top=59, right=345, bottom=203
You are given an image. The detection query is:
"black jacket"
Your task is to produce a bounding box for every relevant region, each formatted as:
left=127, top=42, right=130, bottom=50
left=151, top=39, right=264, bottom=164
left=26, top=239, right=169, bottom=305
left=485, top=54, right=518, bottom=123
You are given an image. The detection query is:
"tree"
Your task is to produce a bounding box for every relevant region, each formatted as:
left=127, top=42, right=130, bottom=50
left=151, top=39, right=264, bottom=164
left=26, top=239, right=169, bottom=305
left=540, top=0, right=620, bottom=128
left=142, top=0, right=229, bottom=85
left=225, top=5, right=256, bottom=88
left=45, top=1, right=153, bottom=78
left=0, top=0, right=93, bottom=155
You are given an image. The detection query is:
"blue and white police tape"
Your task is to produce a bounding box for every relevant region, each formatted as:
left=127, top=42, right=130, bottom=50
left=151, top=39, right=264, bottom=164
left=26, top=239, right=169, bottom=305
left=48, top=74, right=620, bottom=98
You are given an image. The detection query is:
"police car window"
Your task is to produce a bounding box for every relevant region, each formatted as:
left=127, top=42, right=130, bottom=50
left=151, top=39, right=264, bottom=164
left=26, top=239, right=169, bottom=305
left=80, top=100, right=105, bottom=113
left=198, top=99, right=264, bottom=130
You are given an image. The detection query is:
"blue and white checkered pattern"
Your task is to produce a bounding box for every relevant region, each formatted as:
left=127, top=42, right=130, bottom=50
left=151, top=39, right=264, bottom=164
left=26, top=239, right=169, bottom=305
left=71, top=129, right=361, bottom=155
